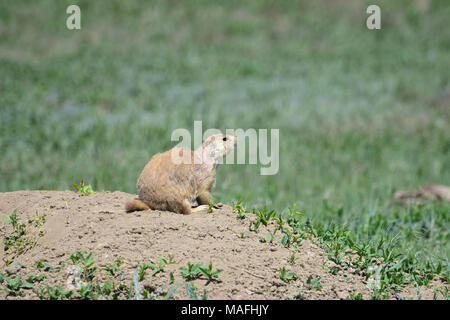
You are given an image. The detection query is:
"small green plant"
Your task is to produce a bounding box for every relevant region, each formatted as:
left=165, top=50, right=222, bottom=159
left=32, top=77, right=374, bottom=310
left=179, top=263, right=203, bottom=280
left=25, top=273, right=46, bottom=283
left=70, top=251, right=97, bottom=281
left=37, top=284, right=74, bottom=300
left=234, top=200, right=247, bottom=220
left=306, top=275, right=322, bottom=291
left=73, top=180, right=93, bottom=196
left=261, top=228, right=277, bottom=243
left=253, top=207, right=276, bottom=227
left=148, top=257, right=169, bottom=275
left=288, top=253, right=298, bottom=264
left=99, top=280, right=118, bottom=298
left=35, top=260, right=63, bottom=272
left=198, top=261, right=223, bottom=283
left=273, top=214, right=286, bottom=228
left=116, top=256, right=124, bottom=265
left=3, top=209, right=35, bottom=254
left=433, top=287, right=449, bottom=300
left=207, top=200, right=216, bottom=213
left=291, top=290, right=306, bottom=300
left=104, top=257, right=124, bottom=276
left=138, top=263, right=151, bottom=281
left=182, top=223, right=193, bottom=230
left=348, top=292, right=363, bottom=300
left=280, top=228, right=293, bottom=248
left=75, top=283, right=101, bottom=300
left=370, top=289, right=390, bottom=300
left=32, top=211, right=46, bottom=227
left=70, top=251, right=94, bottom=268
left=104, top=263, right=120, bottom=276
left=139, top=256, right=175, bottom=281
left=4, top=209, right=21, bottom=229
left=279, top=267, right=297, bottom=282
left=38, top=279, right=131, bottom=300
left=287, top=204, right=304, bottom=218
left=248, top=219, right=261, bottom=233
left=3, top=275, right=34, bottom=296
left=249, top=206, right=277, bottom=233
left=330, top=266, right=340, bottom=275
left=109, top=283, right=129, bottom=300
left=166, top=255, right=176, bottom=265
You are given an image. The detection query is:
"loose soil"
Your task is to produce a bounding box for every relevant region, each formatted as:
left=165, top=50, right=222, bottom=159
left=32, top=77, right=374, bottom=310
left=0, top=191, right=446, bottom=300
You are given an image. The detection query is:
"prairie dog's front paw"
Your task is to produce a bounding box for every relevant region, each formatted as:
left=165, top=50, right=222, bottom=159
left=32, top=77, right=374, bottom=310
left=191, top=205, right=209, bottom=214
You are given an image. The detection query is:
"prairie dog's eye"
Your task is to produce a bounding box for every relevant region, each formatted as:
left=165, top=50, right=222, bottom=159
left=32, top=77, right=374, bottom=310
left=223, top=137, right=228, bottom=141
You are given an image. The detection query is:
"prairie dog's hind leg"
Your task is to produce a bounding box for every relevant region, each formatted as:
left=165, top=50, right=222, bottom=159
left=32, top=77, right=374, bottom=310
left=181, top=199, right=192, bottom=215
left=197, top=190, right=211, bottom=205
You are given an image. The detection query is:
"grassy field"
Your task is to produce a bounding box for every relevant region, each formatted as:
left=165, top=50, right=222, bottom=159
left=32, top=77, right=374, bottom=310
left=1, top=0, right=449, bottom=286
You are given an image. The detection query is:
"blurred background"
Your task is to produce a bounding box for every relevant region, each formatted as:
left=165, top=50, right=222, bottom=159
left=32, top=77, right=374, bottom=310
left=0, top=1, right=449, bottom=264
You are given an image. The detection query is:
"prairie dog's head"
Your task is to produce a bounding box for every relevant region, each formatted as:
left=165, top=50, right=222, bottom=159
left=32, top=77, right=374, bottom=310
left=200, top=134, right=237, bottom=163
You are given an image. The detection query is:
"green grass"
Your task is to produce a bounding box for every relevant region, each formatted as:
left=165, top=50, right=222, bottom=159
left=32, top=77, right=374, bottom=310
left=240, top=204, right=449, bottom=298
left=0, top=1, right=449, bottom=276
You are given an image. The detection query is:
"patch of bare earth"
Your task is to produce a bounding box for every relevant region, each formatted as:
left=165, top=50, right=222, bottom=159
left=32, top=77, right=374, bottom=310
left=0, top=191, right=446, bottom=300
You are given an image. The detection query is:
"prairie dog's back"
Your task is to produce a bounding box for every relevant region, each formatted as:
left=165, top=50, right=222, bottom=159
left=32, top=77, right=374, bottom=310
left=137, top=148, right=197, bottom=212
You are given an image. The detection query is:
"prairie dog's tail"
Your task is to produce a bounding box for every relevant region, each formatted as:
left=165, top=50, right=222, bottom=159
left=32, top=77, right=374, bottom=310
left=125, top=200, right=150, bottom=212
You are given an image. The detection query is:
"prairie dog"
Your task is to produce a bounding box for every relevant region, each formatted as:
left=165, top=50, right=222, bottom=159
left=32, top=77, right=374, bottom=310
left=125, top=134, right=237, bottom=214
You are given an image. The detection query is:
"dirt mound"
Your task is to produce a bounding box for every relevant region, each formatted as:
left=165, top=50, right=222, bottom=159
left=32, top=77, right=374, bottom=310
left=0, top=191, right=444, bottom=300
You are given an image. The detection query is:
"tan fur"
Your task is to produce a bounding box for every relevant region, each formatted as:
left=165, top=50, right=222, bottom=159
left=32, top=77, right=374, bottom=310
left=392, top=184, right=450, bottom=203
left=126, top=134, right=237, bottom=214
left=125, top=200, right=150, bottom=212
